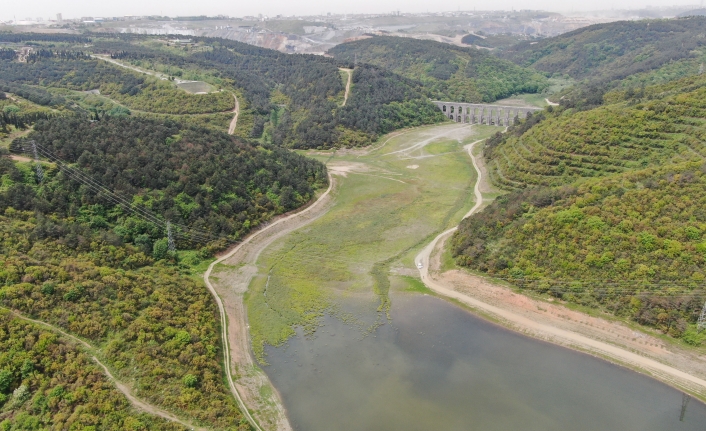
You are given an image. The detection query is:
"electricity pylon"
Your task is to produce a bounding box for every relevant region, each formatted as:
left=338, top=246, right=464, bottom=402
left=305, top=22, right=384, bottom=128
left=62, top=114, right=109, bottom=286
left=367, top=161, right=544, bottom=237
left=30, top=141, right=44, bottom=183
left=698, top=300, right=706, bottom=332
left=167, top=222, right=176, bottom=253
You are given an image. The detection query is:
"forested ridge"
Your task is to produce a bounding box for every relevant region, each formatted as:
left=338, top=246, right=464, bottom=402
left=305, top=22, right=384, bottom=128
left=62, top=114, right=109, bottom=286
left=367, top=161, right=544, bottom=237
left=0, top=114, right=327, bottom=426
left=483, top=73, right=706, bottom=189
left=101, top=36, right=446, bottom=148
left=452, top=163, right=706, bottom=342
left=328, top=36, right=549, bottom=103
left=500, top=17, right=706, bottom=87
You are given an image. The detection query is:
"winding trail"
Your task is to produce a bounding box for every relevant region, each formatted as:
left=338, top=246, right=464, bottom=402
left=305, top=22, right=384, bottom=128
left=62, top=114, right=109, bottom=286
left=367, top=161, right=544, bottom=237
left=415, top=141, right=706, bottom=398
left=4, top=309, right=204, bottom=430
left=204, top=173, right=336, bottom=431
left=340, top=68, right=352, bottom=107
left=228, top=93, right=240, bottom=135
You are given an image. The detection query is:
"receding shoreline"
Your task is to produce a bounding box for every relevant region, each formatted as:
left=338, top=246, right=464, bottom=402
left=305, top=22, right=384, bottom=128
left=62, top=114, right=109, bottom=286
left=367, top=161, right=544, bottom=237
left=416, top=138, right=706, bottom=403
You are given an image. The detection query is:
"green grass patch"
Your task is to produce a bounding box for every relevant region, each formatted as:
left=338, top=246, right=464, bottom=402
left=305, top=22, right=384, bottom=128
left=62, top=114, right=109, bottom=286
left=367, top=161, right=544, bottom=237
left=397, top=275, right=432, bottom=294
left=246, top=124, right=499, bottom=361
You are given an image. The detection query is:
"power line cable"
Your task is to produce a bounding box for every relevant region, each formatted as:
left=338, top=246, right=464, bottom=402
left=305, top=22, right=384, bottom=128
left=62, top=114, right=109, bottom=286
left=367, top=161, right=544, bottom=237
left=23, top=142, right=229, bottom=245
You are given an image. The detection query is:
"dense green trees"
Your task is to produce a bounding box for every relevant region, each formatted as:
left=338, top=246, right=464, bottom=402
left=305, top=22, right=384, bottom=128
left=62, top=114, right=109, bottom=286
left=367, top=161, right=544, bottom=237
left=452, top=163, right=706, bottom=339
left=0, top=209, right=251, bottom=429
left=104, top=36, right=446, bottom=148
left=454, top=34, right=706, bottom=342
left=0, top=54, right=234, bottom=115
left=4, top=117, right=327, bottom=249
left=484, top=74, right=706, bottom=189
left=328, top=36, right=549, bottom=103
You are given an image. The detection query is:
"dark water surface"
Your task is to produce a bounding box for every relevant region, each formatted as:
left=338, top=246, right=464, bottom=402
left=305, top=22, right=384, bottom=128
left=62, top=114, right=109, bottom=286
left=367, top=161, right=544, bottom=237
left=263, top=294, right=706, bottom=431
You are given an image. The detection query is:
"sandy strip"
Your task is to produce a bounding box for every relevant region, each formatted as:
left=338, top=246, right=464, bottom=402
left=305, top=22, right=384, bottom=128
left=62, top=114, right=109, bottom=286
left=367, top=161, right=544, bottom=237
left=415, top=141, right=706, bottom=400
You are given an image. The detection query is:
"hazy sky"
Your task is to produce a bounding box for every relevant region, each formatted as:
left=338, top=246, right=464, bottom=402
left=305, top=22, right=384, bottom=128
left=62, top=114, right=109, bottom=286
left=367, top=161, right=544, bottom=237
left=1, top=0, right=701, bottom=22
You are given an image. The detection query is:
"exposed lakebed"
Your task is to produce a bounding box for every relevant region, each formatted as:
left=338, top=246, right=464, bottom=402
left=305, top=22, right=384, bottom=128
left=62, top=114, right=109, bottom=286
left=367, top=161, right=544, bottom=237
left=263, top=293, right=706, bottom=431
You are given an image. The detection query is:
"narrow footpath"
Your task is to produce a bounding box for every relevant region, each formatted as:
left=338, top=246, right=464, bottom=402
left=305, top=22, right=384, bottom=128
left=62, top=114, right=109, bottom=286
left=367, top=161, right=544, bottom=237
left=415, top=141, right=706, bottom=400
left=4, top=309, right=204, bottom=430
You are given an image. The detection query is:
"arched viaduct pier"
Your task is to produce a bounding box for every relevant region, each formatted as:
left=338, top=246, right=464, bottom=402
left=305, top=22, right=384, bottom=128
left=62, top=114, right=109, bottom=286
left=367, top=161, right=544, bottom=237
left=433, top=101, right=543, bottom=126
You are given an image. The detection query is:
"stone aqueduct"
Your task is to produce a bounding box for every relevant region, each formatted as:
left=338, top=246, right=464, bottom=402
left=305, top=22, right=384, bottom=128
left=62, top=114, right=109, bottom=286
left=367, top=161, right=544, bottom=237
left=433, top=101, right=542, bottom=126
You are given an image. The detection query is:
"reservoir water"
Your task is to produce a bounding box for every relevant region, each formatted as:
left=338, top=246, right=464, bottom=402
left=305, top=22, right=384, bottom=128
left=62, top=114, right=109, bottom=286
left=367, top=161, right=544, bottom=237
left=263, top=293, right=706, bottom=431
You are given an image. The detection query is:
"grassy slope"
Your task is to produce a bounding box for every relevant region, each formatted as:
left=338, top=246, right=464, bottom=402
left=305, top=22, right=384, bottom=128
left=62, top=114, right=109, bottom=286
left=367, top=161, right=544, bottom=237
left=246, top=124, right=499, bottom=360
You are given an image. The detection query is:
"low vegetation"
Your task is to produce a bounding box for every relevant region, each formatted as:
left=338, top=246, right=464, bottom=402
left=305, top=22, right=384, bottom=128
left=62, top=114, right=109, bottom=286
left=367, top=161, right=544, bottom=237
left=0, top=310, right=185, bottom=430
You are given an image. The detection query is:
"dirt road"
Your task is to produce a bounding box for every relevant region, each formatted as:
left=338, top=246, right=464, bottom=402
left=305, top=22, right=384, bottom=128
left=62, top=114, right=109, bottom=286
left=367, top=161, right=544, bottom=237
left=5, top=309, right=202, bottom=430
left=340, top=68, right=352, bottom=107
left=228, top=93, right=240, bottom=135
left=415, top=141, right=706, bottom=400
left=204, top=173, right=337, bottom=431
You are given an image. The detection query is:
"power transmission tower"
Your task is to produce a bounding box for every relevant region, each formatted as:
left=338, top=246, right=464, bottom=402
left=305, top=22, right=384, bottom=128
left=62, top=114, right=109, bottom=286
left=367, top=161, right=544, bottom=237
left=29, top=141, right=44, bottom=183
left=698, top=300, right=706, bottom=332
left=167, top=221, right=176, bottom=253
left=699, top=63, right=704, bottom=75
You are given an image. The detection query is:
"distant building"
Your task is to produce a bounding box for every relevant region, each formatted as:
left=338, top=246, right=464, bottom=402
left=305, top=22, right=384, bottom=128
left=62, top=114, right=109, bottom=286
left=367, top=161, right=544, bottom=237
left=56, top=13, right=62, bottom=22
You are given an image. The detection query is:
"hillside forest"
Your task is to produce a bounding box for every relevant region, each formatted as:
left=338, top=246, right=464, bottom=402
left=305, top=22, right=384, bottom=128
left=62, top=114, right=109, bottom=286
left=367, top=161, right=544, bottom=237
left=453, top=18, right=706, bottom=344
left=0, top=33, right=448, bottom=149
left=0, top=112, right=326, bottom=427
left=328, top=36, right=550, bottom=103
